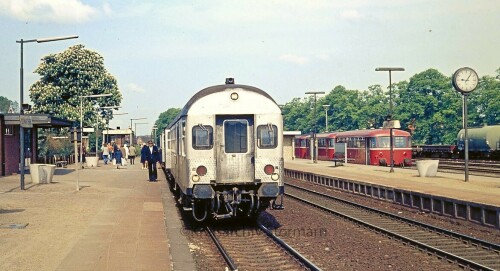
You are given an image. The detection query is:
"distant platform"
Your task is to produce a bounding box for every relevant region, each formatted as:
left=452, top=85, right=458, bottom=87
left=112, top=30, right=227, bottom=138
left=284, top=159, right=500, bottom=229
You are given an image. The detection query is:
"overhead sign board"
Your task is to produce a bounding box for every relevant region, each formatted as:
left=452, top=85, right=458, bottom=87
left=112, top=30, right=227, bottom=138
left=19, top=115, right=33, bottom=128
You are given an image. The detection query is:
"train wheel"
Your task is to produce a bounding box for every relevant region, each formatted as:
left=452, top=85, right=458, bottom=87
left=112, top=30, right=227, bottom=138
left=379, top=158, right=387, bottom=166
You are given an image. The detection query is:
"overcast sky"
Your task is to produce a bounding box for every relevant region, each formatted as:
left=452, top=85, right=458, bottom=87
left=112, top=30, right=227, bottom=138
left=1, top=0, right=499, bottom=135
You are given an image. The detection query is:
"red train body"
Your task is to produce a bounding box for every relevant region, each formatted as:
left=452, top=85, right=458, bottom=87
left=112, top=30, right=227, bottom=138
left=295, top=129, right=412, bottom=167
left=294, top=134, right=310, bottom=159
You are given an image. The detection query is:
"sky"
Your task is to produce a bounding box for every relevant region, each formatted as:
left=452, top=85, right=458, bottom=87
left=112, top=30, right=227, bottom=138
left=0, top=0, right=499, bottom=136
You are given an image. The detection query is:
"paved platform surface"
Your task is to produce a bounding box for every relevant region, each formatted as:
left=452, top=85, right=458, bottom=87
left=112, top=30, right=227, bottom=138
left=285, top=159, right=500, bottom=207
left=0, top=160, right=194, bottom=271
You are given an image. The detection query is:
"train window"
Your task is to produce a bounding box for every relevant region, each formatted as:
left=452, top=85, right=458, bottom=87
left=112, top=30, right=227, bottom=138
left=394, top=136, right=409, bottom=148
left=318, top=138, right=326, bottom=147
left=369, top=138, right=376, bottom=148
left=378, top=137, right=390, bottom=148
left=224, top=120, right=248, bottom=153
left=192, top=125, right=213, bottom=150
left=329, top=139, right=335, bottom=148
left=257, top=124, right=278, bottom=149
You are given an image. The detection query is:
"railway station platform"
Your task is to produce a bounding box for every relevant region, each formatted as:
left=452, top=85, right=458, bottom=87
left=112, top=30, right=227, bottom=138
left=284, top=159, right=500, bottom=229
left=0, top=161, right=195, bottom=271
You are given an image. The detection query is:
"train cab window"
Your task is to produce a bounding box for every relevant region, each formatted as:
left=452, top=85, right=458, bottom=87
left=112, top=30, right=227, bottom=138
left=394, top=136, right=409, bottom=148
left=192, top=125, right=213, bottom=150
left=224, top=120, right=248, bottom=153
left=257, top=124, right=278, bottom=149
left=378, top=137, right=390, bottom=148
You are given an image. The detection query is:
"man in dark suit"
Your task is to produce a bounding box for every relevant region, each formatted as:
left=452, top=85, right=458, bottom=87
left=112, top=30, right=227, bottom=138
left=145, top=140, right=160, bottom=181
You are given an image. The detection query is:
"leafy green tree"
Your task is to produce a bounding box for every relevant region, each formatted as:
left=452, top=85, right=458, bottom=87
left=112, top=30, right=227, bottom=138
left=467, top=69, right=500, bottom=126
left=153, top=108, right=181, bottom=143
left=396, top=69, right=460, bottom=144
left=282, top=97, right=311, bottom=132
left=29, top=44, right=122, bottom=128
left=0, top=96, right=18, bottom=113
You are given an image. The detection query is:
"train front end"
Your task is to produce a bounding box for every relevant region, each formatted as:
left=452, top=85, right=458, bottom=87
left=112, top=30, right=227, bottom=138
left=167, top=81, right=284, bottom=221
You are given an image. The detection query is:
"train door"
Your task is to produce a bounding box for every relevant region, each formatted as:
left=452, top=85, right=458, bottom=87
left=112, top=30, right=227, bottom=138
left=216, top=115, right=255, bottom=183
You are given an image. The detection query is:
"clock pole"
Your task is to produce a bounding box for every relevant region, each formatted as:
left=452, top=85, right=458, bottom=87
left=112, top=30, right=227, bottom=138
left=452, top=67, right=479, bottom=182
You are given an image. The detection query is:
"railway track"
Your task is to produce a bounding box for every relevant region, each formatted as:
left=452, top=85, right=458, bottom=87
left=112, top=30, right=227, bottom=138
left=285, top=183, right=500, bottom=271
left=205, top=223, right=320, bottom=271
left=413, top=159, right=500, bottom=177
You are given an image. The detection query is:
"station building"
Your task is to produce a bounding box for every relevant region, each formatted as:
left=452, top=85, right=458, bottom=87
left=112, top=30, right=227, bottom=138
left=0, top=114, right=73, bottom=176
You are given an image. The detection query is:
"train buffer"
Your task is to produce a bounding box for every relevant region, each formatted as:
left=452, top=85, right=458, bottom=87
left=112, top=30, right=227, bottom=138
left=331, top=158, right=344, bottom=167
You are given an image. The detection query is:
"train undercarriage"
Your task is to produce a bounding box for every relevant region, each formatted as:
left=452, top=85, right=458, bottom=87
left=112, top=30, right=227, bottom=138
left=165, top=169, right=283, bottom=222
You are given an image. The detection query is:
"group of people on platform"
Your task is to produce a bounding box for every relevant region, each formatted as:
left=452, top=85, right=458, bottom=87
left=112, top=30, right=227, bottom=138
left=100, top=141, right=160, bottom=181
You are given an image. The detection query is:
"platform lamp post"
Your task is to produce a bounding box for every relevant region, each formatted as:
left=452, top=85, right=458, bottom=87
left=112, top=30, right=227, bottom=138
left=134, top=122, right=148, bottom=144
left=77, top=93, right=112, bottom=191
left=322, top=104, right=330, bottom=132
left=305, top=91, right=325, bottom=163
left=94, top=106, right=121, bottom=157
left=375, top=67, right=405, bottom=173
left=152, top=125, right=158, bottom=146
left=17, top=35, right=78, bottom=190
left=130, top=118, right=147, bottom=145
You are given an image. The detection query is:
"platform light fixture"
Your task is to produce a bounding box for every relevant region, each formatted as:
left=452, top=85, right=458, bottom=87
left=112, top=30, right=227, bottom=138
left=17, top=35, right=78, bottom=190
left=305, top=91, right=325, bottom=163
left=130, top=118, right=147, bottom=145
left=376, top=67, right=405, bottom=173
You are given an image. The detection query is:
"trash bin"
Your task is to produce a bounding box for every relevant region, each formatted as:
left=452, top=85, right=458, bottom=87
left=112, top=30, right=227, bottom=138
left=86, top=156, right=98, bottom=168
left=29, top=164, right=43, bottom=184
left=416, top=160, right=439, bottom=177
left=41, top=165, right=56, bottom=183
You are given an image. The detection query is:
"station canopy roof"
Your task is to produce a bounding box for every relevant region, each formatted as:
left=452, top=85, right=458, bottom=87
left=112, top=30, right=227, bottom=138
left=4, top=114, right=74, bottom=128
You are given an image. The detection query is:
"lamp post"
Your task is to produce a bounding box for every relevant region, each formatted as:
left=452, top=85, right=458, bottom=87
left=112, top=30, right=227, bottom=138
left=130, top=118, right=147, bottom=145
left=134, top=122, right=148, bottom=144
left=375, top=67, right=405, bottom=173
left=152, top=125, right=158, bottom=146
left=322, top=104, right=330, bottom=132
left=17, top=35, right=78, bottom=190
left=78, top=93, right=112, bottom=191
left=305, top=91, right=325, bottom=163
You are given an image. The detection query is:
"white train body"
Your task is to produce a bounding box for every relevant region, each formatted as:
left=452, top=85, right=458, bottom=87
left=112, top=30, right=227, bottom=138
left=162, top=82, right=284, bottom=221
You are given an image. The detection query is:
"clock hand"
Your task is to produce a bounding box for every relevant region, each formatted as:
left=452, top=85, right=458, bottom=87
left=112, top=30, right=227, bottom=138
left=465, top=72, right=472, bottom=82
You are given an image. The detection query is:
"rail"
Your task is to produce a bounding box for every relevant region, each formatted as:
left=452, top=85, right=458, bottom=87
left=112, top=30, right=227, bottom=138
left=286, top=183, right=500, bottom=271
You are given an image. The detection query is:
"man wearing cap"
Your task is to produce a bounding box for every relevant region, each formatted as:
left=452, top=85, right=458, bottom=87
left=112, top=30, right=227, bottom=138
left=144, top=140, right=160, bottom=181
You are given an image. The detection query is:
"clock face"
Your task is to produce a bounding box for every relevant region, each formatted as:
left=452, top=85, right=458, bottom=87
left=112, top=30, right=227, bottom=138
left=453, top=67, right=479, bottom=93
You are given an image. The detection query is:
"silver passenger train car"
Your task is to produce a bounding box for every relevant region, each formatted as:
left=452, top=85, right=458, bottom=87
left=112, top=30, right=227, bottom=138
left=161, top=79, right=284, bottom=221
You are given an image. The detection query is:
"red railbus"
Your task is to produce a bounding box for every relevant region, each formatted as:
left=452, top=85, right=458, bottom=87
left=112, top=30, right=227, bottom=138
left=316, top=133, right=337, bottom=161
left=335, top=129, right=412, bottom=166
left=294, top=134, right=310, bottom=159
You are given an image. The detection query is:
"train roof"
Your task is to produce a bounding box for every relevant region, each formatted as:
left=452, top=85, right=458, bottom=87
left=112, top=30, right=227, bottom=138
left=316, top=132, right=337, bottom=138
left=335, top=128, right=411, bottom=137
left=168, top=84, right=279, bottom=128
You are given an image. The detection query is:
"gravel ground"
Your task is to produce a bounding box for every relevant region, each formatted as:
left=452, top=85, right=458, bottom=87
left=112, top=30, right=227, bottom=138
left=259, top=200, right=459, bottom=271
left=287, top=178, right=500, bottom=245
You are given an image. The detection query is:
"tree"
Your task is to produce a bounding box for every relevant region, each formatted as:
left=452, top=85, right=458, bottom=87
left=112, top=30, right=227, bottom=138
left=467, top=70, right=500, bottom=126
left=153, top=108, right=181, bottom=143
left=396, top=69, right=460, bottom=144
left=0, top=96, right=18, bottom=113
left=29, top=44, right=122, bottom=128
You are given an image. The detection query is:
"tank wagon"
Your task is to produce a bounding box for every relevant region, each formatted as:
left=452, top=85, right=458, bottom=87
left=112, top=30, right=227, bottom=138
left=161, top=79, right=284, bottom=221
left=457, top=125, right=500, bottom=159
